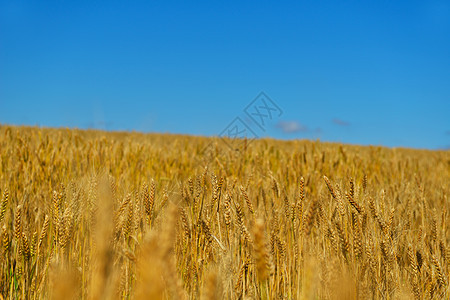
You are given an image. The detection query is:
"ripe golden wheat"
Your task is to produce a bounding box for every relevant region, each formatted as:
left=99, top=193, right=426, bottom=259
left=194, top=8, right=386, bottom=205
left=0, top=125, right=448, bottom=299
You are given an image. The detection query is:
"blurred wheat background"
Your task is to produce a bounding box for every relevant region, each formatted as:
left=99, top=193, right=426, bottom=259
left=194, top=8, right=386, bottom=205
left=0, top=125, right=448, bottom=299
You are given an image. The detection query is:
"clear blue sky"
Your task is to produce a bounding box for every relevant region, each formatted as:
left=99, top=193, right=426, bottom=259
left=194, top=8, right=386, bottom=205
left=1, top=1, right=449, bottom=149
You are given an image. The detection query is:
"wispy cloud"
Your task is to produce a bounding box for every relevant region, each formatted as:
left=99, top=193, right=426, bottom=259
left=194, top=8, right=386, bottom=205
left=332, top=118, right=350, bottom=126
left=276, top=121, right=307, bottom=133
left=86, top=121, right=115, bottom=129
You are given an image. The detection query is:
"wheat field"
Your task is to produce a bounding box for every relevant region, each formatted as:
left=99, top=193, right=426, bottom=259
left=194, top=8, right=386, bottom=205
left=0, top=125, right=448, bottom=299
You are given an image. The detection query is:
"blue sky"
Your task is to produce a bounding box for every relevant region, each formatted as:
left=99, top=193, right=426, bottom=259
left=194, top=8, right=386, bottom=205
left=1, top=0, right=449, bottom=149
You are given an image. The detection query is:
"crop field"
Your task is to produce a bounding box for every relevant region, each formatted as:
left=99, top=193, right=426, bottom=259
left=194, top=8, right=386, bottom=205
left=0, top=125, right=448, bottom=299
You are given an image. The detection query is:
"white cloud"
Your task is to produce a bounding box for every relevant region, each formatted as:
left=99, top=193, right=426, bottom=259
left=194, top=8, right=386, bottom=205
left=276, top=121, right=307, bottom=133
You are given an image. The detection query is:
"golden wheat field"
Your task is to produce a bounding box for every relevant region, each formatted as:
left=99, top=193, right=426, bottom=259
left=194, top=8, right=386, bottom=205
left=0, top=125, right=448, bottom=299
